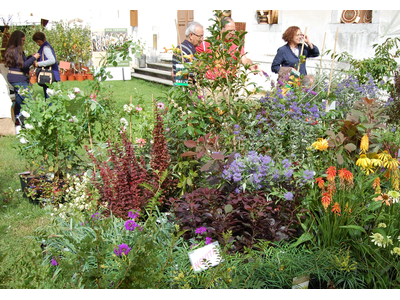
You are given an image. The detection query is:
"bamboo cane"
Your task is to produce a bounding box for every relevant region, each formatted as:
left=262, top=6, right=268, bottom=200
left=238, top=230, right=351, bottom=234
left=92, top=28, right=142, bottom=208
left=326, top=27, right=339, bottom=112
left=318, top=32, right=327, bottom=77
left=174, top=19, right=185, bottom=64
left=297, top=27, right=307, bottom=72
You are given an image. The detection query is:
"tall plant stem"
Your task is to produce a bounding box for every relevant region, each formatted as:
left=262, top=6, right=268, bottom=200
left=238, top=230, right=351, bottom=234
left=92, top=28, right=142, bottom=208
left=56, top=129, right=60, bottom=179
left=129, top=95, right=132, bottom=142
left=86, top=102, right=95, bottom=174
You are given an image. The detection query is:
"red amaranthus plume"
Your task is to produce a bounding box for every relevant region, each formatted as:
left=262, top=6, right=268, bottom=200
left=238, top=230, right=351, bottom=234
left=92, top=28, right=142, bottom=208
left=150, top=101, right=170, bottom=177
left=85, top=132, right=155, bottom=219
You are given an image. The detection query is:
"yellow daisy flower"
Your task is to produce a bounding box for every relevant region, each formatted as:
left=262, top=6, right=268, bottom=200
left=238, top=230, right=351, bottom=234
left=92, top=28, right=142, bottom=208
left=311, top=138, right=329, bottom=151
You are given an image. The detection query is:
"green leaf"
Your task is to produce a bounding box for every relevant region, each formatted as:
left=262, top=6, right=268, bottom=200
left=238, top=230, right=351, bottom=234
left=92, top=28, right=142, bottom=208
left=338, top=225, right=367, bottom=234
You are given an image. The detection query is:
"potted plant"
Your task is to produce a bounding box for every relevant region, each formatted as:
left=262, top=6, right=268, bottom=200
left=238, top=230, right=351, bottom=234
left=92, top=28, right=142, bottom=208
left=16, top=83, right=86, bottom=181
left=132, top=38, right=146, bottom=68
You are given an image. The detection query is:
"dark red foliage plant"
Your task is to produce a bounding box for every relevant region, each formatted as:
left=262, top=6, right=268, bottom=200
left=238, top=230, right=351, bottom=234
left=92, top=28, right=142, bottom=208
left=167, top=187, right=307, bottom=252
left=86, top=101, right=174, bottom=219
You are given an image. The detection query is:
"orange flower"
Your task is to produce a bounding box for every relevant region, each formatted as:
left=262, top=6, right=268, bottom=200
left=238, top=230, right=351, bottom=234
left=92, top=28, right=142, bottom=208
left=375, top=194, right=392, bottom=206
left=372, top=177, right=381, bottom=194
left=327, top=182, right=336, bottom=197
left=331, top=202, right=341, bottom=216
left=338, top=168, right=354, bottom=189
left=379, top=194, right=391, bottom=204
left=326, top=166, right=336, bottom=182
left=315, top=177, right=325, bottom=190
left=321, top=192, right=331, bottom=211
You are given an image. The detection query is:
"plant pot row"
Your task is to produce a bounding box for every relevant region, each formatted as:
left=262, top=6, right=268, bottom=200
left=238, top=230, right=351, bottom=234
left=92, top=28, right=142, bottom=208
left=60, top=73, right=94, bottom=82
left=30, top=72, right=94, bottom=84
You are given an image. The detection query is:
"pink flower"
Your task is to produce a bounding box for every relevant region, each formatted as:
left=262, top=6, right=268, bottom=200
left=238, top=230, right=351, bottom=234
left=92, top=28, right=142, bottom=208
left=136, top=138, right=146, bottom=147
left=90, top=94, right=97, bottom=102
left=157, top=102, right=165, bottom=110
left=205, top=237, right=213, bottom=245
left=136, top=105, right=143, bottom=112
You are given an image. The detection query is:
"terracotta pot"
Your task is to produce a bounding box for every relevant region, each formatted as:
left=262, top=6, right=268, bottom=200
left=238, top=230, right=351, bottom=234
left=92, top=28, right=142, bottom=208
left=76, top=74, right=85, bottom=81
left=30, top=76, right=37, bottom=84
left=60, top=74, right=68, bottom=82
left=86, top=73, right=94, bottom=80
left=68, top=75, right=76, bottom=81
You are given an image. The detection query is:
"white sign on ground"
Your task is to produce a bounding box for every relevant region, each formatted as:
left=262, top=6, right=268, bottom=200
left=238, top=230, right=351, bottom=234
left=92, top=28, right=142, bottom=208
left=188, top=241, right=222, bottom=272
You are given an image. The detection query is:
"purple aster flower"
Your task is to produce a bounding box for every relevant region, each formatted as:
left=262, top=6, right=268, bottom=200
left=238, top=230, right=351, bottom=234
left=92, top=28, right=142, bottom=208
left=284, top=169, right=294, bottom=178
left=128, top=210, right=140, bottom=219
left=125, top=220, right=139, bottom=231
left=114, top=243, right=131, bottom=257
left=284, top=192, right=294, bottom=201
left=303, top=170, right=314, bottom=181
left=51, top=257, right=58, bottom=266
left=195, top=227, right=207, bottom=235
left=205, top=237, right=213, bottom=245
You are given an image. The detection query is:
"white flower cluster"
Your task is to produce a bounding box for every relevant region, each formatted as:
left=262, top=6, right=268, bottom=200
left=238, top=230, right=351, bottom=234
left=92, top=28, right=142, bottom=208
left=53, top=173, right=100, bottom=221
left=370, top=232, right=393, bottom=248
left=123, top=103, right=135, bottom=114
left=120, top=117, right=129, bottom=129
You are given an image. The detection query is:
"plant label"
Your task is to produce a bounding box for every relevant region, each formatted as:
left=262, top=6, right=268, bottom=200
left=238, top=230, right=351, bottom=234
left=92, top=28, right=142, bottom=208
left=292, top=275, right=310, bottom=289
left=324, top=100, right=336, bottom=112
left=174, top=64, right=189, bottom=86
left=188, top=241, right=222, bottom=272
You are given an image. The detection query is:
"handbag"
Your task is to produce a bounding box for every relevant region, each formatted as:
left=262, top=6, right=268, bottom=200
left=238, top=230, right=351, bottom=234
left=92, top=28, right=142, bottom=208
left=36, top=49, right=55, bottom=87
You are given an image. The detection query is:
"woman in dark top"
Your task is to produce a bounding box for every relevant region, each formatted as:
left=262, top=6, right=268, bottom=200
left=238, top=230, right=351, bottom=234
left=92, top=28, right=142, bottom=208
left=4, top=30, right=39, bottom=120
left=271, top=26, right=319, bottom=77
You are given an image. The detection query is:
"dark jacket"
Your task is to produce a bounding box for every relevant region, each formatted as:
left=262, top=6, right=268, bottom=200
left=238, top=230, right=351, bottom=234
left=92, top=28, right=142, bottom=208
left=7, top=49, right=36, bottom=83
left=38, top=41, right=60, bottom=81
left=271, top=43, right=319, bottom=75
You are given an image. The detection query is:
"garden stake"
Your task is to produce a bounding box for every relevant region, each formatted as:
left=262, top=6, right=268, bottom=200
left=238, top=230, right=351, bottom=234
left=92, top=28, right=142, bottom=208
left=326, top=27, right=339, bottom=112
left=318, top=32, right=327, bottom=77
left=297, top=27, right=307, bottom=72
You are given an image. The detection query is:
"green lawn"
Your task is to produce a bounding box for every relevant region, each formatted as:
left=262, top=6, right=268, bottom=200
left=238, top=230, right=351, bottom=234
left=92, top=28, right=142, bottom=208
left=0, top=78, right=171, bottom=288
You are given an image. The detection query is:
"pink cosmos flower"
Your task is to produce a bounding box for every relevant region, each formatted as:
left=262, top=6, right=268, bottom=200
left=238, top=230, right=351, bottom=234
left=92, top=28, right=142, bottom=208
left=157, top=102, right=165, bottom=110
left=136, top=105, right=143, bottom=112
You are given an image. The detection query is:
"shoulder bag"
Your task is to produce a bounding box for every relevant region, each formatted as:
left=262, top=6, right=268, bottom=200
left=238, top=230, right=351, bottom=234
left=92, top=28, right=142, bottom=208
left=36, top=49, right=55, bottom=87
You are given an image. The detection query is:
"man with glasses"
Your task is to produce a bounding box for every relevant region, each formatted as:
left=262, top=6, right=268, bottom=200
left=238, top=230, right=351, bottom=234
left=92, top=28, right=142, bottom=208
left=172, top=21, right=204, bottom=83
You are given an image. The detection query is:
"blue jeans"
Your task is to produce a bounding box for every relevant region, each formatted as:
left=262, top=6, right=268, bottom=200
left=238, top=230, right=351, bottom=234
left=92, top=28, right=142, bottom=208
left=11, top=82, right=32, bottom=118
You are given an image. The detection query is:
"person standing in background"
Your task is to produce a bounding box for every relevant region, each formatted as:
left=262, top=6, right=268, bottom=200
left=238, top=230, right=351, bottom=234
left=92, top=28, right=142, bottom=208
left=33, top=32, right=60, bottom=98
left=271, top=26, right=319, bottom=76
left=4, top=30, right=39, bottom=124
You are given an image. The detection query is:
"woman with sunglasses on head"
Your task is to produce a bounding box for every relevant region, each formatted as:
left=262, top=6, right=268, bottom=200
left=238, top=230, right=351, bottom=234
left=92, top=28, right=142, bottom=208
left=271, top=26, right=319, bottom=77
left=4, top=30, right=40, bottom=123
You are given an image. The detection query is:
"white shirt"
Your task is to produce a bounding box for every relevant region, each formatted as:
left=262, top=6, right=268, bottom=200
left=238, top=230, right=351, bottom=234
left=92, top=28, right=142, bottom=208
left=37, top=46, right=56, bottom=67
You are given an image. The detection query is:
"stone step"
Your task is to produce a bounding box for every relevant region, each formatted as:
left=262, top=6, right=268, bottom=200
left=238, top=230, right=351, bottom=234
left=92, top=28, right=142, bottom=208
left=131, top=72, right=174, bottom=86
left=133, top=66, right=172, bottom=81
left=146, top=62, right=172, bottom=72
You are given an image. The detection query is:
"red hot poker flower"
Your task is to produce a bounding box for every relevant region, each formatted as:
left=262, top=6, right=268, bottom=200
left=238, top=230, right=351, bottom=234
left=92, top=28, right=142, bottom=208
left=326, top=166, right=336, bottom=182
left=331, top=202, right=341, bottom=216
left=321, top=192, right=331, bottom=211
left=315, top=177, right=325, bottom=190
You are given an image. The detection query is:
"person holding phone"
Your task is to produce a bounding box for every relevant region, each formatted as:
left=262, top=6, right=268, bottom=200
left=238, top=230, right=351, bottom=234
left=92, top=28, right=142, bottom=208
left=271, top=26, right=319, bottom=77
